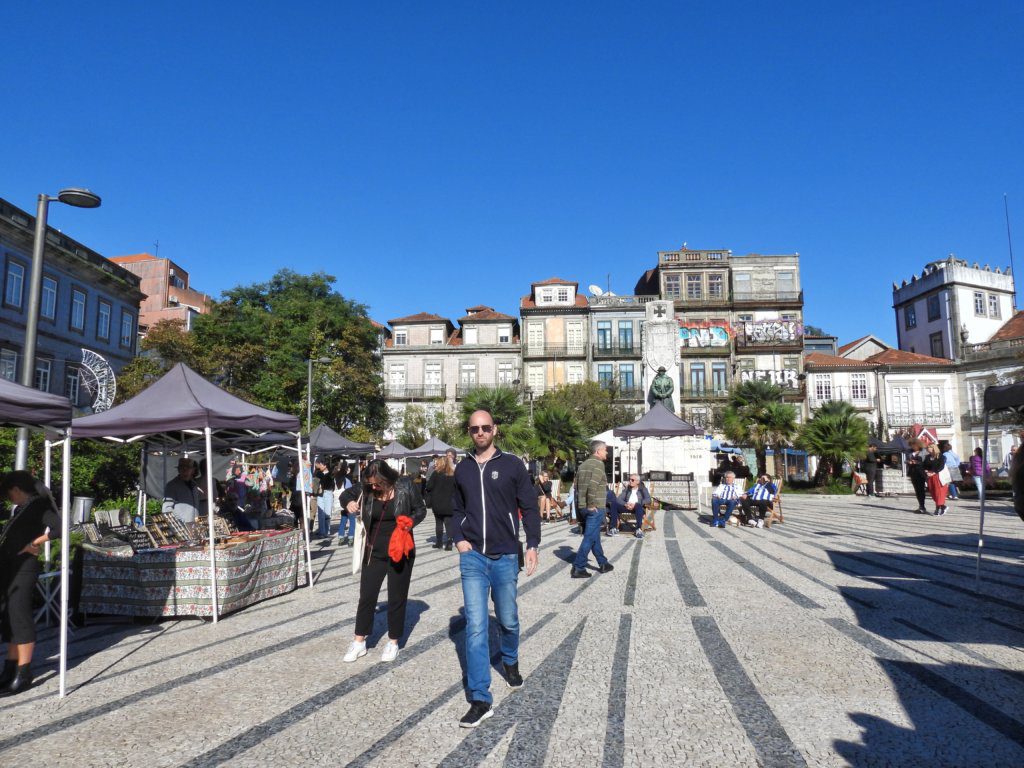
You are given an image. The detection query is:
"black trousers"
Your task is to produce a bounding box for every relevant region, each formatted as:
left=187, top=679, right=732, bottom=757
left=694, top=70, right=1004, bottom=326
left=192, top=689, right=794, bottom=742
left=1, top=570, right=37, bottom=645
left=910, top=473, right=927, bottom=507
left=355, top=551, right=415, bottom=640
left=740, top=498, right=770, bottom=520
left=863, top=466, right=877, bottom=496
left=434, top=515, right=451, bottom=544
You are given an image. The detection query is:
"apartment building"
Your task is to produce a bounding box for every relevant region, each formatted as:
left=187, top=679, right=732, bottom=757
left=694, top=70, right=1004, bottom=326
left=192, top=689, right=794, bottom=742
left=587, top=292, right=648, bottom=407
left=519, top=278, right=590, bottom=396
left=109, top=253, right=210, bottom=332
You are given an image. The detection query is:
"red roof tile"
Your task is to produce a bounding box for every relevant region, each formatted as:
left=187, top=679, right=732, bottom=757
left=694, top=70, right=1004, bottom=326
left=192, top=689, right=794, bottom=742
left=459, top=308, right=516, bottom=322
left=837, top=335, right=872, bottom=355
left=987, top=311, right=1024, bottom=342
left=387, top=312, right=450, bottom=325
left=804, top=352, right=874, bottom=368
left=532, top=277, right=577, bottom=286
left=520, top=294, right=589, bottom=309
left=464, top=304, right=492, bottom=313
left=866, top=349, right=952, bottom=366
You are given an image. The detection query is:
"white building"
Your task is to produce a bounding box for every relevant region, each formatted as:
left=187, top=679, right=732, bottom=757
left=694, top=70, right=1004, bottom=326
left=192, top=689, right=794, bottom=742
left=892, top=255, right=1014, bottom=361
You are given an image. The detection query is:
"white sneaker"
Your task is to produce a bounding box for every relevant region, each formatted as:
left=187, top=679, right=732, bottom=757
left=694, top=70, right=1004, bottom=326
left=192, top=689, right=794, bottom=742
left=756, top=520, right=764, bottom=528
left=381, top=641, right=399, bottom=662
left=747, top=519, right=757, bottom=527
left=343, top=641, right=367, bottom=662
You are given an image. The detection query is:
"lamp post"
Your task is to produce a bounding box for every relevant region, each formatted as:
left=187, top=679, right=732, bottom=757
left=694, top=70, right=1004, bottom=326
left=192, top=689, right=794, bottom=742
left=306, top=357, right=332, bottom=432
left=15, top=189, right=101, bottom=470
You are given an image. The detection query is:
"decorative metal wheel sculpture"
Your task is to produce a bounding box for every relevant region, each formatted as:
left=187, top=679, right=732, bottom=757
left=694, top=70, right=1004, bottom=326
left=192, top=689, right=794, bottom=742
left=79, top=348, right=117, bottom=412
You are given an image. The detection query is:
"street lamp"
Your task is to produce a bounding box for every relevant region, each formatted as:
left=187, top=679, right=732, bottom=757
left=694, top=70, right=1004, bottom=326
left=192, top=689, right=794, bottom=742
left=15, top=189, right=102, bottom=470
left=306, top=357, right=332, bottom=432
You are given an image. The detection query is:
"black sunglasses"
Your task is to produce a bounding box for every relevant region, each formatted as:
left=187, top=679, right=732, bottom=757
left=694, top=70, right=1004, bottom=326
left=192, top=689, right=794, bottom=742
left=469, top=424, right=494, bottom=434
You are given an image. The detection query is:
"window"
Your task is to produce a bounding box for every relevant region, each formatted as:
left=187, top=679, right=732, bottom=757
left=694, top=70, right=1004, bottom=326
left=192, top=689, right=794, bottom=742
left=927, top=294, right=941, bottom=321
left=597, top=321, right=612, bottom=350
left=5, top=261, right=25, bottom=308
left=459, top=362, right=477, bottom=386
left=708, top=273, right=724, bottom=298
left=70, top=289, right=86, bottom=331
left=527, top=322, right=544, bottom=351
left=929, top=331, right=944, bottom=358
left=974, top=291, right=985, bottom=316
left=904, top=304, right=917, bottom=329
left=686, top=274, right=703, bottom=300
left=619, top=364, right=635, bottom=390
left=733, top=272, right=751, bottom=295
left=618, top=321, right=634, bottom=351
left=557, top=287, right=570, bottom=303
left=429, top=327, right=444, bottom=345
left=41, top=277, right=57, bottom=320
left=851, top=373, right=868, bottom=400
left=497, top=361, right=515, bottom=384
left=783, top=356, right=800, bottom=370
left=690, top=363, right=706, bottom=394
left=781, top=313, right=797, bottom=322
left=711, top=362, right=728, bottom=392
left=777, top=271, right=795, bottom=294
left=97, top=301, right=112, bottom=340
left=388, top=365, right=406, bottom=393
left=813, top=374, right=833, bottom=402
left=597, top=364, right=613, bottom=388
left=527, top=364, right=545, bottom=392
left=989, top=294, right=1001, bottom=319
left=890, top=386, right=910, bottom=414
left=567, top=321, right=585, bottom=353
left=34, top=359, right=51, bottom=392
left=424, top=362, right=442, bottom=389
left=66, top=368, right=80, bottom=405
left=498, top=326, right=511, bottom=343
left=463, top=327, right=478, bottom=345
left=737, top=313, right=753, bottom=323
left=923, top=385, right=942, bottom=413
left=664, top=274, right=681, bottom=299
left=0, top=349, right=16, bottom=381
left=567, top=364, right=585, bottom=384
left=738, top=358, right=755, bottom=371
left=539, top=289, right=554, bottom=304
left=394, top=330, right=408, bottom=346
left=120, top=312, right=134, bottom=347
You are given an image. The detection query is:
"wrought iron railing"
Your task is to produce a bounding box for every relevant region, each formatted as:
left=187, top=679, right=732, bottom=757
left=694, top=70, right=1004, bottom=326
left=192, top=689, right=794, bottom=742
left=886, top=411, right=954, bottom=426
left=592, top=343, right=642, bottom=358
left=384, top=387, right=446, bottom=400
left=522, top=343, right=588, bottom=358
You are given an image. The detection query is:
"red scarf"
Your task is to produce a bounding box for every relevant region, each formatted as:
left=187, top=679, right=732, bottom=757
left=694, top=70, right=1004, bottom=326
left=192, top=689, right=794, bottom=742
left=388, top=515, right=414, bottom=562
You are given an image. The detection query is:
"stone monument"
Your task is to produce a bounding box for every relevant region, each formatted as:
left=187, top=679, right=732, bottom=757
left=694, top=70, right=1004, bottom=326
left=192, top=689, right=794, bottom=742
left=642, top=300, right=679, bottom=414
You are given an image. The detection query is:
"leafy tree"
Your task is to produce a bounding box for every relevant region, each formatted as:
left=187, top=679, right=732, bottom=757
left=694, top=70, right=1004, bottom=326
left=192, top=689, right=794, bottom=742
left=721, top=380, right=798, bottom=476
left=534, top=382, right=637, bottom=437
left=798, top=401, right=870, bottom=483
left=397, top=405, right=430, bottom=448
left=804, top=324, right=829, bottom=337
left=431, top=406, right=469, bottom=449
left=530, top=404, right=587, bottom=464
left=459, top=387, right=533, bottom=455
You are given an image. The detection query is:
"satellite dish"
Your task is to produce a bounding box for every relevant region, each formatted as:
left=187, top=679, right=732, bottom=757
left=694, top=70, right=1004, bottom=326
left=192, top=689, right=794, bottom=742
left=588, top=284, right=604, bottom=296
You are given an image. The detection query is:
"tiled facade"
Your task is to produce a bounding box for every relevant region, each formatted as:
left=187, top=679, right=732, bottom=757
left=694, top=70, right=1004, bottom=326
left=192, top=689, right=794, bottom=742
left=0, top=197, right=144, bottom=409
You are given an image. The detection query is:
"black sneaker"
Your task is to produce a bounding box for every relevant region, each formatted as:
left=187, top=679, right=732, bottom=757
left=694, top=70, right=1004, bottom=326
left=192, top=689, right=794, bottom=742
left=598, top=562, right=615, bottom=574
left=570, top=567, right=591, bottom=579
left=460, top=700, right=493, bottom=728
left=503, top=662, right=524, bottom=689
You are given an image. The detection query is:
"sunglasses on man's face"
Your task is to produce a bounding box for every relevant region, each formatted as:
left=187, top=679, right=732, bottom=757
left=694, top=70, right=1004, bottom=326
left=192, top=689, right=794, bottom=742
left=469, top=425, right=494, bottom=434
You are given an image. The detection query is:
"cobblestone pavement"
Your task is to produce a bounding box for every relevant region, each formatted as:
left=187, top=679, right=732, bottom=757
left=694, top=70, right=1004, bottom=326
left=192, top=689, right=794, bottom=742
left=3, top=494, right=1024, bottom=767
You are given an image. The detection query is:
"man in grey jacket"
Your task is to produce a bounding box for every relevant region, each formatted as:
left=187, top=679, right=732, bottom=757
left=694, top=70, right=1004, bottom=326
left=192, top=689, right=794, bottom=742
left=571, top=440, right=614, bottom=578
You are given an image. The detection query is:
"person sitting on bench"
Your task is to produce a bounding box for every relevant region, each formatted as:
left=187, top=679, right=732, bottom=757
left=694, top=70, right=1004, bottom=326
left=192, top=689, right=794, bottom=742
left=710, top=471, right=742, bottom=528
left=739, top=474, right=777, bottom=529
left=617, top=474, right=651, bottom=539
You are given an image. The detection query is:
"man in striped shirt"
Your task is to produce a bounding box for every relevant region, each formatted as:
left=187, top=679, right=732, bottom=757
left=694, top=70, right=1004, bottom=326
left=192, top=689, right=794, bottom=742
left=740, top=474, right=777, bottom=528
left=710, top=471, right=742, bottom=528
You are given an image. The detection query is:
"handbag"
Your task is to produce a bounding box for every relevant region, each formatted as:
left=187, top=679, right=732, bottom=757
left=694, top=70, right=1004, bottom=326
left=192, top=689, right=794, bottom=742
left=947, top=466, right=963, bottom=482
left=351, top=493, right=365, bottom=575
left=938, top=467, right=952, bottom=485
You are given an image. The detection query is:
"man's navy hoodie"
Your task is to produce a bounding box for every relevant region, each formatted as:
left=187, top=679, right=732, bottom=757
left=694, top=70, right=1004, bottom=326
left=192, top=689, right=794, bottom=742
left=451, top=447, right=541, bottom=555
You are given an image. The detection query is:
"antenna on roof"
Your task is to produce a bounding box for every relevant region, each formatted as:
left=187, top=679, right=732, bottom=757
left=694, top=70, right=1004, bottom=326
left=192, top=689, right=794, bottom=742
left=154, top=239, right=159, bottom=257
left=588, top=284, right=604, bottom=296
left=1005, top=194, right=1017, bottom=310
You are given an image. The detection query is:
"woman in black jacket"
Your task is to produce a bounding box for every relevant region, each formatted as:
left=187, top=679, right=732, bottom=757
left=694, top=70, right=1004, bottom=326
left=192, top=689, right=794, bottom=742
left=424, top=454, right=456, bottom=549
left=0, top=471, right=61, bottom=696
left=342, top=460, right=426, bottom=663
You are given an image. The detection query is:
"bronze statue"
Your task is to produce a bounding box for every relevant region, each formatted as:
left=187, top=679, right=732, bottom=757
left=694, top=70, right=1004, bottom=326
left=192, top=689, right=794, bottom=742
left=648, top=366, right=675, bottom=412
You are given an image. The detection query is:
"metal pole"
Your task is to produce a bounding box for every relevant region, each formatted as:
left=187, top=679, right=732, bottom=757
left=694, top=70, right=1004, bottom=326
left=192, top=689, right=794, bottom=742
left=306, top=358, right=313, bottom=432
left=58, top=432, right=71, bottom=697
left=15, top=195, right=50, bottom=469
left=44, top=439, right=53, bottom=569
left=204, top=427, right=220, bottom=622
left=975, top=412, right=991, bottom=591
left=297, top=434, right=314, bottom=589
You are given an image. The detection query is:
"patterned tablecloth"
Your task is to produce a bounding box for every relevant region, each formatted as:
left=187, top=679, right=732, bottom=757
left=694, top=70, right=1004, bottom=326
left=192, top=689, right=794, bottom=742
left=80, top=530, right=305, bottom=618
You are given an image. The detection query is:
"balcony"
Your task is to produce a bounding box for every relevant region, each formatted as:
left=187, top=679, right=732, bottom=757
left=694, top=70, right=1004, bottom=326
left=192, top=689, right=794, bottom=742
left=964, top=409, right=1019, bottom=426
left=456, top=382, right=517, bottom=399
left=592, top=342, right=642, bottom=358
left=808, top=396, right=875, bottom=411
left=384, top=387, right=446, bottom=401
left=678, top=342, right=732, bottom=356
left=598, top=385, right=645, bottom=402
left=522, top=343, right=588, bottom=358
left=678, top=387, right=731, bottom=401
left=887, top=412, right=954, bottom=427
left=732, top=290, right=803, bottom=306
left=735, top=332, right=804, bottom=351
left=668, top=293, right=731, bottom=307
left=962, top=337, right=1024, bottom=362
left=587, top=295, right=656, bottom=308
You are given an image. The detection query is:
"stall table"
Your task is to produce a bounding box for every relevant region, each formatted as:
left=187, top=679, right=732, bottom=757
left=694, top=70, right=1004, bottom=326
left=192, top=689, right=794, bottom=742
left=80, top=530, right=305, bottom=618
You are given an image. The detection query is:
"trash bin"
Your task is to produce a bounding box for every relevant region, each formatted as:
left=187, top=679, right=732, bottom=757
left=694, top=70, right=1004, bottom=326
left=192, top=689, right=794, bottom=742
left=72, top=496, right=94, bottom=524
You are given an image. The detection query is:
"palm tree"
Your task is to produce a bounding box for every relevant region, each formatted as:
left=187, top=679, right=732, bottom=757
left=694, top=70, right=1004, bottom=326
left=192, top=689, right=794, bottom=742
left=798, top=401, right=870, bottom=483
left=530, top=404, right=587, bottom=464
left=722, top=380, right=798, bottom=476
left=459, top=386, right=534, bottom=454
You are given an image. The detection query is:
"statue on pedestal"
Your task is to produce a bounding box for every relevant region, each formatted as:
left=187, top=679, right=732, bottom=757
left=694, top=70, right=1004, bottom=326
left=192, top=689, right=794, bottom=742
left=649, top=366, right=675, bottom=413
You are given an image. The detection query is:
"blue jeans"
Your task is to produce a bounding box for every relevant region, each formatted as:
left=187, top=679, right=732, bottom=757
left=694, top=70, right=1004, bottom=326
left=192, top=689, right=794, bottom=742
left=460, top=549, right=520, bottom=705
left=711, top=497, right=736, bottom=525
left=573, top=508, right=608, bottom=570
left=339, top=512, right=357, bottom=538
left=317, top=492, right=333, bottom=537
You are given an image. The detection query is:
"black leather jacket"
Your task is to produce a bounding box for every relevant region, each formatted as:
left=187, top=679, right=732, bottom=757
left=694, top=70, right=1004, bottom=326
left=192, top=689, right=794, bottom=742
left=359, top=476, right=427, bottom=528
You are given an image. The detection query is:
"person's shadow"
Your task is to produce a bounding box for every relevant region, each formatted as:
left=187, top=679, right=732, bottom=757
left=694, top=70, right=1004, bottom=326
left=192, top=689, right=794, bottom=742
left=365, top=598, right=429, bottom=649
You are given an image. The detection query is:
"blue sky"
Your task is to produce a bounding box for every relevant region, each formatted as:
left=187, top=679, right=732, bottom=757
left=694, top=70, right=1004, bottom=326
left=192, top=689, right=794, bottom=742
left=4, top=2, right=1022, bottom=345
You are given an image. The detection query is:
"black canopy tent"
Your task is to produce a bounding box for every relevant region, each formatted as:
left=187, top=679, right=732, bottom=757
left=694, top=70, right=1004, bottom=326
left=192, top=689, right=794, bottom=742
left=407, top=436, right=457, bottom=458
left=308, top=424, right=376, bottom=456
left=611, top=403, right=704, bottom=497
left=0, top=380, right=74, bottom=697
left=976, top=382, right=1024, bottom=589
left=71, top=363, right=311, bottom=623
left=378, top=441, right=411, bottom=459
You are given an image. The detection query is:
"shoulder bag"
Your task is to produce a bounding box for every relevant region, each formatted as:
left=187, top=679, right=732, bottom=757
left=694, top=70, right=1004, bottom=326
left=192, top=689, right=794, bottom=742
left=351, top=493, right=365, bottom=575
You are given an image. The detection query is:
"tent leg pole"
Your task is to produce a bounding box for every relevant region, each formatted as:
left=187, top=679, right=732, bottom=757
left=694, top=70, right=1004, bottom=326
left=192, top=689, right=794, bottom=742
left=44, top=439, right=53, bottom=571
left=59, top=431, right=71, bottom=698
left=976, top=414, right=991, bottom=592
left=297, top=435, right=314, bottom=589
left=204, top=428, right=220, bottom=622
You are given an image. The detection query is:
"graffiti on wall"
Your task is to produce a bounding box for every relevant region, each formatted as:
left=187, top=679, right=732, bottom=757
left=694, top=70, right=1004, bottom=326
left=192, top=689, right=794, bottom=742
left=742, top=320, right=802, bottom=344
left=739, top=369, right=800, bottom=388
left=678, top=320, right=734, bottom=348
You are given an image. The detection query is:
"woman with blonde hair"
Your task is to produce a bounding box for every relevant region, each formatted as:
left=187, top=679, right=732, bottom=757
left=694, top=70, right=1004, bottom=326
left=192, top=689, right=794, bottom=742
left=424, top=454, right=456, bottom=550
